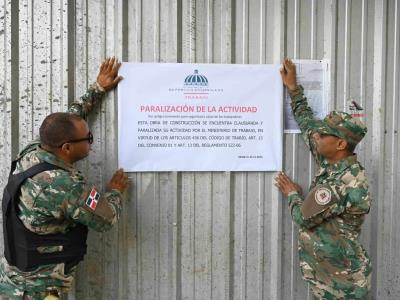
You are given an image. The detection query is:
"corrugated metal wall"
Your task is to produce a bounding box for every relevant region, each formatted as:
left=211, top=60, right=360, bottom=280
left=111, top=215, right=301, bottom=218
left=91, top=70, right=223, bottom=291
left=0, top=0, right=398, bottom=299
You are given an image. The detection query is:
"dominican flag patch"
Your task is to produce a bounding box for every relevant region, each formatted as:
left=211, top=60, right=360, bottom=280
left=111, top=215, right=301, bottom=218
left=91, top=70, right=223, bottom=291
left=86, top=188, right=100, bottom=210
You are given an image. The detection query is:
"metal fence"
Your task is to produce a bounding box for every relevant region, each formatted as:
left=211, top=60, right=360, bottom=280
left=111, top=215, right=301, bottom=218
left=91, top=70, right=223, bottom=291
left=0, top=0, right=398, bottom=299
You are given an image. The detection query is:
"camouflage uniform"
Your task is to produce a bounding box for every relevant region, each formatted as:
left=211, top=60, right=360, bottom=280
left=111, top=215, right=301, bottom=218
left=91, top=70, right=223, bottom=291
left=287, top=86, right=372, bottom=300
left=0, top=83, right=123, bottom=300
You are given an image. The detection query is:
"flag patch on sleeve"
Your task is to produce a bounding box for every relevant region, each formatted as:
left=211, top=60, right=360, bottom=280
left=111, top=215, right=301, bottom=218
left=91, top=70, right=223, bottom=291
left=86, top=188, right=100, bottom=210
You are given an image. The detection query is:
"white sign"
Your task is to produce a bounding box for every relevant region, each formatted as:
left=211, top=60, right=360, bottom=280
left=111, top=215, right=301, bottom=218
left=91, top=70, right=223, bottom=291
left=118, top=63, right=283, bottom=172
left=284, top=60, right=329, bottom=133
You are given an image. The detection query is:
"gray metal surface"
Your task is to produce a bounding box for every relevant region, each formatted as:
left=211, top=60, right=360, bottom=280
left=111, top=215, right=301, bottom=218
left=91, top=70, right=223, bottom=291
left=0, top=0, right=398, bottom=299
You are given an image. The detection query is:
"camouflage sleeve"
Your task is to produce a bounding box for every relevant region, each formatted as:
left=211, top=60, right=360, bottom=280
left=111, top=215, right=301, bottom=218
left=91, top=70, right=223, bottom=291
left=287, top=170, right=370, bottom=229
left=68, top=82, right=106, bottom=120
left=287, top=191, right=303, bottom=213
left=63, top=183, right=123, bottom=232
left=287, top=187, right=345, bottom=229
left=39, top=174, right=123, bottom=232
left=289, top=86, right=321, bottom=162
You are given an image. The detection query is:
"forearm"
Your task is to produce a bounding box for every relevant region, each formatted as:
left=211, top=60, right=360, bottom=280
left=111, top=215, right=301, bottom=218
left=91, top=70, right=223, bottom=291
left=289, top=86, right=316, bottom=133
left=289, top=86, right=321, bottom=160
left=64, top=185, right=123, bottom=233
left=90, top=189, right=123, bottom=232
left=103, top=189, right=123, bottom=225
left=287, top=191, right=319, bottom=229
left=68, top=82, right=106, bottom=119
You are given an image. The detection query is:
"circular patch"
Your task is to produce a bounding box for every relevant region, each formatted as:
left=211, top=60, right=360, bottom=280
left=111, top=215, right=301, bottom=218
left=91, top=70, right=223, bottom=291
left=314, top=187, right=332, bottom=205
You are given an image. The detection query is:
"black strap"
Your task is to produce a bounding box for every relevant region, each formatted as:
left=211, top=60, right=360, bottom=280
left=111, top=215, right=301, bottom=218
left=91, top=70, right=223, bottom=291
left=13, top=161, right=61, bottom=183
left=8, top=160, right=17, bottom=176
left=5, top=161, right=63, bottom=216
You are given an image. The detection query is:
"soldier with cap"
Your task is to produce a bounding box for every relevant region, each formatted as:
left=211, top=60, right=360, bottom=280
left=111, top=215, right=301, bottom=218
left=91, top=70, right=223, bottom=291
left=275, top=59, right=371, bottom=299
left=0, top=57, right=129, bottom=300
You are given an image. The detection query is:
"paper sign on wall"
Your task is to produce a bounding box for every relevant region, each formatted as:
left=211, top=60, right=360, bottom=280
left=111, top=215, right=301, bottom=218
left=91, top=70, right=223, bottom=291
left=118, top=63, right=283, bottom=171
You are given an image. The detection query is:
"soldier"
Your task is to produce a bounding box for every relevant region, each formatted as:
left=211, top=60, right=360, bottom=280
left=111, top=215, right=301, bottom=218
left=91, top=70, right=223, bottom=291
left=275, top=59, right=372, bottom=300
left=0, top=57, right=128, bottom=300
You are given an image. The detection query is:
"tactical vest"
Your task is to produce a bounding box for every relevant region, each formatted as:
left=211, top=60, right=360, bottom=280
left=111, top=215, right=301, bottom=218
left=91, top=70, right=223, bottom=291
left=2, top=160, right=88, bottom=272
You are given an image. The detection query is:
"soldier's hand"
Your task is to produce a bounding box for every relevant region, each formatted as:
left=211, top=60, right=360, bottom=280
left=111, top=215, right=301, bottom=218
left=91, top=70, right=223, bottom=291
left=280, top=58, right=298, bottom=91
left=107, top=168, right=129, bottom=193
left=274, top=171, right=302, bottom=198
left=96, top=57, right=123, bottom=92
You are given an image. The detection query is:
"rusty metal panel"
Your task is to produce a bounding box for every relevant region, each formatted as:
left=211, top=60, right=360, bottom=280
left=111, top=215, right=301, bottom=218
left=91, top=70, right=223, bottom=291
left=0, top=1, right=399, bottom=299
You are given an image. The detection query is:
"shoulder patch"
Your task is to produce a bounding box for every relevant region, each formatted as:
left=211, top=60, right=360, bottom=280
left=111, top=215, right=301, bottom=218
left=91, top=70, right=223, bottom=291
left=301, top=184, right=339, bottom=219
left=314, top=187, right=331, bottom=205
left=86, top=188, right=100, bottom=210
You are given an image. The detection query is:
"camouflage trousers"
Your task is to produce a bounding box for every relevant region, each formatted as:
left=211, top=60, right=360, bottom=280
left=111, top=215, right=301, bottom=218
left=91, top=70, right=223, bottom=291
left=22, top=291, right=61, bottom=300
left=311, top=284, right=371, bottom=300
left=0, top=289, right=61, bottom=300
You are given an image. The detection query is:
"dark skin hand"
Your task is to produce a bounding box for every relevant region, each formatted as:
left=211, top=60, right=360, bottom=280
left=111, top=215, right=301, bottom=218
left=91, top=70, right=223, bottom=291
left=97, top=57, right=123, bottom=91
left=96, top=59, right=128, bottom=194
left=107, top=168, right=129, bottom=193
left=280, top=58, right=298, bottom=91
left=93, top=58, right=129, bottom=194
left=274, top=171, right=302, bottom=198
left=275, top=59, right=302, bottom=197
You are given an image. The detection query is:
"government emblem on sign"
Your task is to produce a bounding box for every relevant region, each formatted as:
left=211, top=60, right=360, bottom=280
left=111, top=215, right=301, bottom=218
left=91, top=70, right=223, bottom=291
left=184, top=69, right=209, bottom=86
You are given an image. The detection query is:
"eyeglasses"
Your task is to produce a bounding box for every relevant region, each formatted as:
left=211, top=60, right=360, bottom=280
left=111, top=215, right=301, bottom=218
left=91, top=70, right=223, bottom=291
left=58, top=131, right=93, bottom=148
